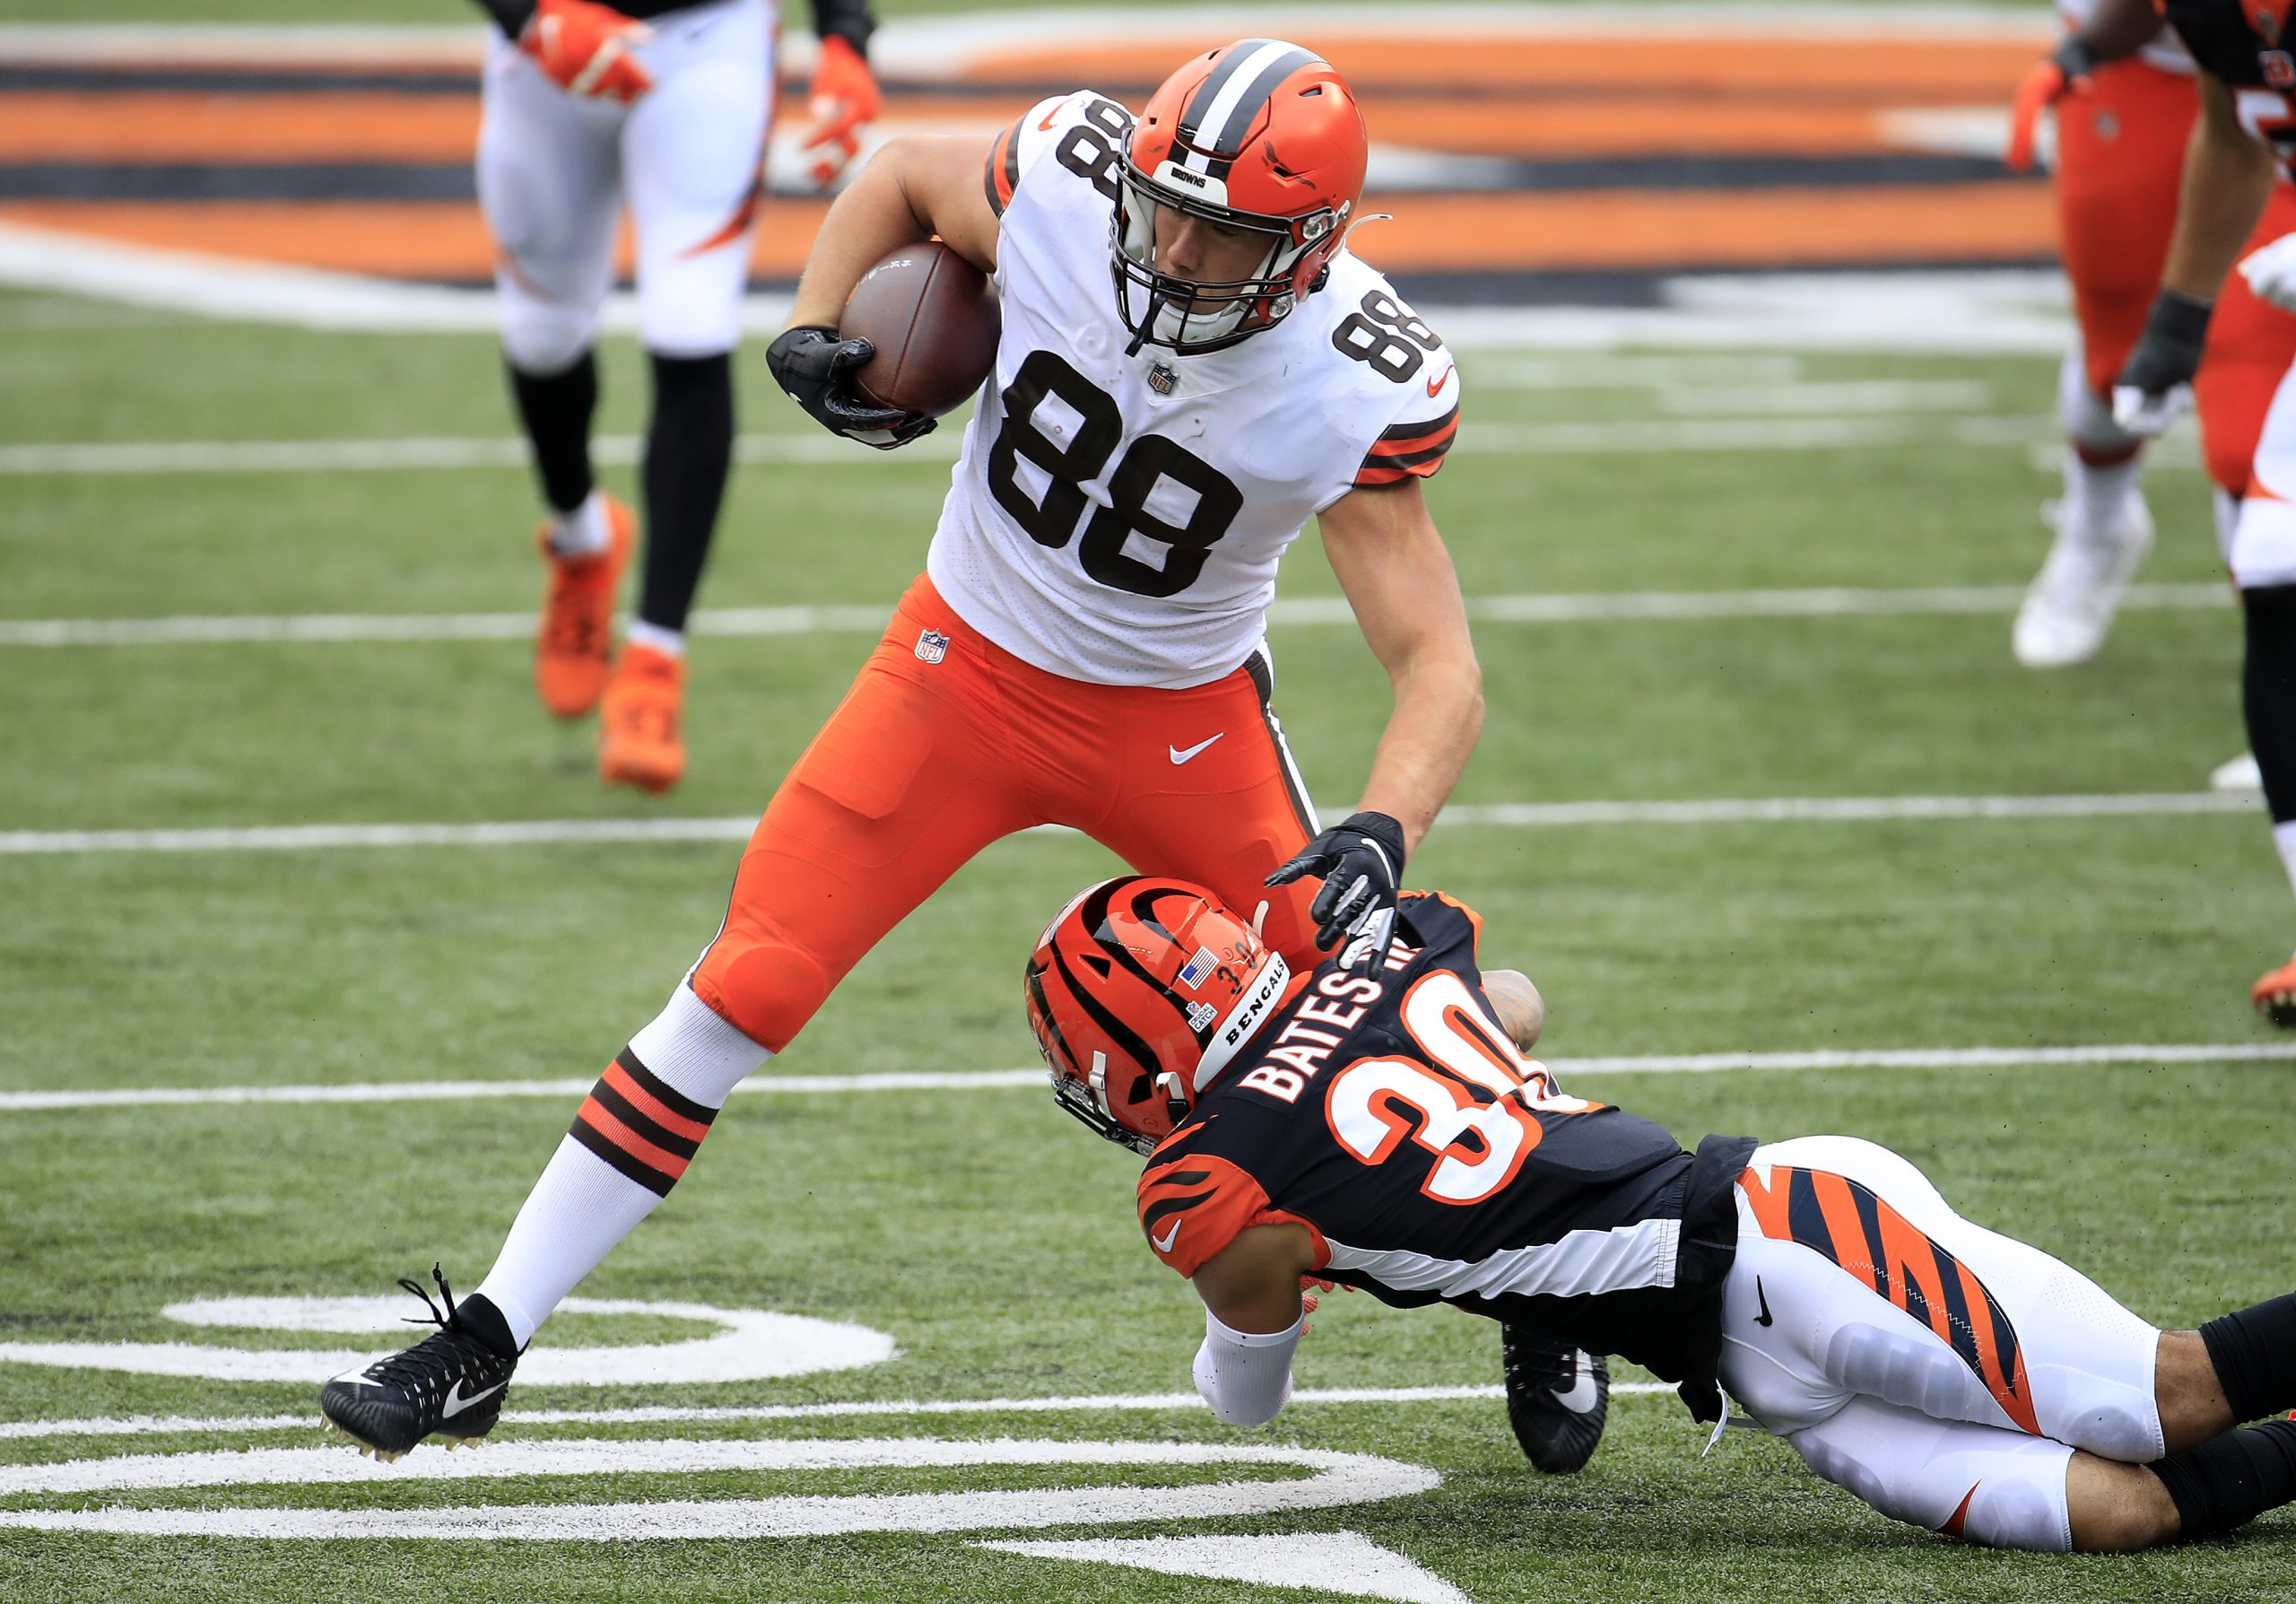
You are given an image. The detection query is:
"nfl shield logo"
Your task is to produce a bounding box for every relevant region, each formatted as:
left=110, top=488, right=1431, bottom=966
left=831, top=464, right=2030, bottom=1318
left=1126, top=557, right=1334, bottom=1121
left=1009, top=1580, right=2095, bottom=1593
left=2267, top=50, right=2296, bottom=88
left=915, top=629, right=950, bottom=665
left=1147, top=362, right=1178, bottom=396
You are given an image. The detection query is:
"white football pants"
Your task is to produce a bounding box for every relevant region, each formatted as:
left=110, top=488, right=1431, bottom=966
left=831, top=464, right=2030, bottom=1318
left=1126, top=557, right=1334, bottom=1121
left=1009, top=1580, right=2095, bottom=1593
left=1718, top=1136, right=2164, bottom=1551
left=476, top=0, right=772, bottom=372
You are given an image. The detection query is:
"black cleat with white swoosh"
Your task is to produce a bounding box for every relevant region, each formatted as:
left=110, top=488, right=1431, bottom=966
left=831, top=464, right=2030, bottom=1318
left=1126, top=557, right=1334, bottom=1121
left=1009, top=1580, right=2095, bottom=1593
left=318, top=1265, right=518, bottom=1460
left=1500, top=1324, right=1609, bottom=1475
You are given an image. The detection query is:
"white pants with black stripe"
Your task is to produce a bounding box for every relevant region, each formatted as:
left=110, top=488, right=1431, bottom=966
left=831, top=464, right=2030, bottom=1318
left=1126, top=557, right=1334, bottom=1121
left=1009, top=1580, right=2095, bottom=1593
left=1717, top=1137, right=2163, bottom=1550
left=476, top=0, right=771, bottom=370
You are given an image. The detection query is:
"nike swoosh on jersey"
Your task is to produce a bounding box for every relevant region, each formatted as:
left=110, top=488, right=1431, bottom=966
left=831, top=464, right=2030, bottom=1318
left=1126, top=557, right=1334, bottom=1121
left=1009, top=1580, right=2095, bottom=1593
left=1039, top=107, right=1062, bottom=130
left=441, top=1379, right=506, bottom=1418
left=1551, top=1352, right=1602, bottom=1413
left=1152, top=1218, right=1183, bottom=1253
left=1426, top=362, right=1455, bottom=398
left=1169, top=734, right=1224, bottom=764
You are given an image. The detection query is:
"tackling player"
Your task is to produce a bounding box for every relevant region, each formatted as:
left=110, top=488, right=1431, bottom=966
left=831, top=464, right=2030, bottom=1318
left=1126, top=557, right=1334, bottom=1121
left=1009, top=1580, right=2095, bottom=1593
left=2040, top=0, right=2296, bottom=1017
left=317, top=38, right=1608, bottom=1469
left=1028, top=874, right=2296, bottom=1552
left=470, top=0, right=882, bottom=791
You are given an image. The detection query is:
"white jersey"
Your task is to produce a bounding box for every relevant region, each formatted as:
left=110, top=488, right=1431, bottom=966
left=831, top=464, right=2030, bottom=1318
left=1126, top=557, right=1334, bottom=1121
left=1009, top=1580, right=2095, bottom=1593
left=2055, top=0, right=2194, bottom=74
left=926, top=90, right=1463, bottom=689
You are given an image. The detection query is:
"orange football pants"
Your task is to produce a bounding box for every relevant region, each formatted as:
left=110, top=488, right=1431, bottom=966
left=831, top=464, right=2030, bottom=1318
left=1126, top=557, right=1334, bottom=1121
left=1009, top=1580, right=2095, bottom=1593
left=690, top=574, right=1324, bottom=1053
left=2196, top=183, right=2296, bottom=500
left=2055, top=57, right=2197, bottom=397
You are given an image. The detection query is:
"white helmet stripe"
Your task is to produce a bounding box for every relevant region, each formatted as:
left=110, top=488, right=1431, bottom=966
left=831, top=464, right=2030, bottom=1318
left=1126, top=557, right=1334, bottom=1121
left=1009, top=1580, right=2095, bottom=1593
left=1179, top=39, right=1318, bottom=165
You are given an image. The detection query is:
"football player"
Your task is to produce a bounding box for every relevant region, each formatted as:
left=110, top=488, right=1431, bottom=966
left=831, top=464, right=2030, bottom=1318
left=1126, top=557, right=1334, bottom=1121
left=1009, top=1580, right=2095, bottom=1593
left=470, top=0, right=881, bottom=790
left=2005, top=0, right=2200, bottom=667
left=2039, top=0, right=2296, bottom=1018
left=1029, top=874, right=2296, bottom=1552
left=318, top=39, right=1593, bottom=1464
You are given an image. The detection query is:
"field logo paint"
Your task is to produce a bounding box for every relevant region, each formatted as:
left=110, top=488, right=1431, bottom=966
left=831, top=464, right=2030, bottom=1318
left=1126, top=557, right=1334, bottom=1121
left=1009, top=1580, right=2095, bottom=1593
left=0, top=1295, right=895, bottom=1385
left=0, top=1436, right=1442, bottom=1553
left=979, top=1532, right=1469, bottom=1604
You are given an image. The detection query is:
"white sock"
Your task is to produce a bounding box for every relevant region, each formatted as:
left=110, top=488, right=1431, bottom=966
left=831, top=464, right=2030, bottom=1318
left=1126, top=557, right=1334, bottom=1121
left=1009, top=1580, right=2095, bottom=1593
left=2274, top=821, right=2296, bottom=905
left=625, top=619, right=686, bottom=658
left=2062, top=446, right=2144, bottom=539
left=546, top=492, right=612, bottom=558
left=475, top=984, right=770, bottom=1347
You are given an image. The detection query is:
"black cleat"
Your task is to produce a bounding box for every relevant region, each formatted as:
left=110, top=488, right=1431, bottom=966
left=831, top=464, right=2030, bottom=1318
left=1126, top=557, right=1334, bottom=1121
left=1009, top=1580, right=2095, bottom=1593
left=1501, top=1325, right=1609, bottom=1474
left=317, top=1265, right=517, bottom=1460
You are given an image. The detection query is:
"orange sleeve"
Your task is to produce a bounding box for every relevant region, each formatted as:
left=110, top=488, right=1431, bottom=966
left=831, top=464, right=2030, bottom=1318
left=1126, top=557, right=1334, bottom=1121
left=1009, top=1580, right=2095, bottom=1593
left=1137, top=1152, right=1326, bottom=1277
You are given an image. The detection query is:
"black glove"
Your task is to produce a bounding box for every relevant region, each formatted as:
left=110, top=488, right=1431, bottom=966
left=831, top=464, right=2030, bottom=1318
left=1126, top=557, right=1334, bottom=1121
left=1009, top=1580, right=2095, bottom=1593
left=1266, top=810, right=1410, bottom=974
left=2111, top=289, right=2213, bottom=436
left=765, top=325, right=935, bottom=449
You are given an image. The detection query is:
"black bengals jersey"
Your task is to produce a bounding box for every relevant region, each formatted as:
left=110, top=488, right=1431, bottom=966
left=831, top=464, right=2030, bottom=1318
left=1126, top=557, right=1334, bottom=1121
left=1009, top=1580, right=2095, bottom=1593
left=1135, top=892, right=1756, bottom=1416
left=2165, top=0, right=2296, bottom=161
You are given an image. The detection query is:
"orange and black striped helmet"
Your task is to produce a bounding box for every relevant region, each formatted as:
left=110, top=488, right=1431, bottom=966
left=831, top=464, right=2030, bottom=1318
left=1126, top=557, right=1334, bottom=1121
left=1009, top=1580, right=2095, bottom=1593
left=1026, top=876, right=1297, bottom=1155
left=1114, top=39, right=1369, bottom=354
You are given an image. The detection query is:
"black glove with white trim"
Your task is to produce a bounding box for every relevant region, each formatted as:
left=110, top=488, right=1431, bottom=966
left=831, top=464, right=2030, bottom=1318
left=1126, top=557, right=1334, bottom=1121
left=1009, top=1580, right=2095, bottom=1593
left=2111, top=290, right=2212, bottom=437
left=766, top=326, right=935, bottom=449
left=1266, top=810, right=1410, bottom=975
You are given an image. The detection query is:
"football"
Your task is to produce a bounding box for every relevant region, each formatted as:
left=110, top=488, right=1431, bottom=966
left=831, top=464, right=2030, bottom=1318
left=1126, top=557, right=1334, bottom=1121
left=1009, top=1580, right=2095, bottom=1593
left=840, top=240, right=1001, bottom=417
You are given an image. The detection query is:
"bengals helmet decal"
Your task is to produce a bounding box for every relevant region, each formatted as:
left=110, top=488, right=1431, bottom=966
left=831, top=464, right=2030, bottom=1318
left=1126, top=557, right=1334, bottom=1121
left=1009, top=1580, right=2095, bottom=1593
left=1113, top=39, right=1370, bottom=355
left=1026, top=876, right=1298, bottom=1155
left=2248, top=0, right=2291, bottom=46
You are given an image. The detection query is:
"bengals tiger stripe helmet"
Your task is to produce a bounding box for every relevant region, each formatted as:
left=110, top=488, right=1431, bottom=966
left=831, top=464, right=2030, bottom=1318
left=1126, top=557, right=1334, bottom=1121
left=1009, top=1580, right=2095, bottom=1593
left=1026, top=876, right=1299, bottom=1155
left=1114, top=39, right=1369, bottom=355
left=2247, top=0, right=2291, bottom=44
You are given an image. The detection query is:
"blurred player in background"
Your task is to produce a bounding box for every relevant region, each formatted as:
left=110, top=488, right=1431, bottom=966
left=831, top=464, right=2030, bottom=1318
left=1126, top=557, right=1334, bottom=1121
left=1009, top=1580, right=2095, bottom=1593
left=1031, top=873, right=2296, bottom=1553
left=473, top=0, right=881, bottom=791
left=2005, top=0, right=2197, bottom=671
left=2041, top=0, right=2296, bottom=1019
left=317, top=39, right=1621, bottom=1471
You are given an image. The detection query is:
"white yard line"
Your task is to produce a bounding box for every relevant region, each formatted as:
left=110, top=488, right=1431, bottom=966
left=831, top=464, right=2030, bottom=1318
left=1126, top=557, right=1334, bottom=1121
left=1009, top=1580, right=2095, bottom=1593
left=1655, top=379, right=1990, bottom=416
left=4, top=1041, right=2288, bottom=1115
left=0, top=1382, right=1676, bottom=1443
left=0, top=790, right=2259, bottom=860
left=0, top=584, right=2233, bottom=648
left=0, top=414, right=2062, bottom=480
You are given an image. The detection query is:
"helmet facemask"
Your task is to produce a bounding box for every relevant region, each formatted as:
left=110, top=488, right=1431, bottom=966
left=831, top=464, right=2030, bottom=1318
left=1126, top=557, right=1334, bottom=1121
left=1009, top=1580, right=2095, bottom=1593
left=1111, top=159, right=1342, bottom=357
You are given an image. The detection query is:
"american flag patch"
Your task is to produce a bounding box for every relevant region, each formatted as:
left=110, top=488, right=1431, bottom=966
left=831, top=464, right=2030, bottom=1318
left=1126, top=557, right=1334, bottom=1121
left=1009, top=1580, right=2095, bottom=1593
left=1178, top=946, right=1217, bottom=989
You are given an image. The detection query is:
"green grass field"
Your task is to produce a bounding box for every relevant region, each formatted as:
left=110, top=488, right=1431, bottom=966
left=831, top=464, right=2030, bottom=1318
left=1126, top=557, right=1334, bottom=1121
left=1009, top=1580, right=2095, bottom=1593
left=4, top=187, right=2295, bottom=1604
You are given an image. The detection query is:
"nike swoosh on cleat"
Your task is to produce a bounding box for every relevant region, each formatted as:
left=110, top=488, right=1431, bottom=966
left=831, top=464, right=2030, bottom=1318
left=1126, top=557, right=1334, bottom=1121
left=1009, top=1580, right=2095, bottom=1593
left=328, top=1373, right=386, bottom=1387
left=1550, top=1352, right=1601, bottom=1413
left=1169, top=734, right=1223, bottom=764
left=1152, top=1219, right=1182, bottom=1253
left=441, top=1380, right=505, bottom=1419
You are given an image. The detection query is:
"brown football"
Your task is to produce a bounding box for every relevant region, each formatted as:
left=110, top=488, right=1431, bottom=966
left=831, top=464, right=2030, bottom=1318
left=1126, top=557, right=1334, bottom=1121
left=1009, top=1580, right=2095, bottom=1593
left=841, top=240, right=1001, bottom=418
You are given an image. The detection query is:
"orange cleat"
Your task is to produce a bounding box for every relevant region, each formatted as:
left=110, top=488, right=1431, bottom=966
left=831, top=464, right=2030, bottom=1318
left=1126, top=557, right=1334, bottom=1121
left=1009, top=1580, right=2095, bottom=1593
left=598, top=641, right=686, bottom=793
left=533, top=494, right=634, bottom=719
left=2252, top=953, right=2296, bottom=1028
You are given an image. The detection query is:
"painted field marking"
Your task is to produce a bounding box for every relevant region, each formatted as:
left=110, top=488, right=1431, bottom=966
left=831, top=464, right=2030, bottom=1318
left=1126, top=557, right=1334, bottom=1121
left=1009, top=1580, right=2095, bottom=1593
left=0, top=1435, right=1440, bottom=1544
left=0, top=790, right=2259, bottom=860
left=0, top=1382, right=1678, bottom=1443
left=981, top=1532, right=1468, bottom=1604
left=0, top=1295, right=894, bottom=1386
left=0, top=583, right=2234, bottom=647
left=0, top=413, right=2062, bottom=480
left=1654, top=379, right=1990, bottom=415
left=4, top=1042, right=2289, bottom=1116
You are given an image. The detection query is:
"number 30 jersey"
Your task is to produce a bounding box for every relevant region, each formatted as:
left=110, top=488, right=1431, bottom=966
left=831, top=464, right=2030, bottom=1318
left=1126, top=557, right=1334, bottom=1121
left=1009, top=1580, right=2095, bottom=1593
left=1136, top=893, right=1757, bottom=1408
left=926, top=91, right=1464, bottom=689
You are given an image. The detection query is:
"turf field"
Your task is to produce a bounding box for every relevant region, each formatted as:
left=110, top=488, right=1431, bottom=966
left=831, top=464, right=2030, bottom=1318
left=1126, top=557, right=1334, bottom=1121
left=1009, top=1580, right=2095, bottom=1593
left=4, top=282, right=2294, bottom=1602
left=4, top=1, right=2296, bottom=1594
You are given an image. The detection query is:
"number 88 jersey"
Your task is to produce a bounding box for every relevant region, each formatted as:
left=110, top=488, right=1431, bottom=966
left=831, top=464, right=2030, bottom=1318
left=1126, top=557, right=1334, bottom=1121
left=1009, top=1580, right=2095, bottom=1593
left=926, top=90, right=1465, bottom=689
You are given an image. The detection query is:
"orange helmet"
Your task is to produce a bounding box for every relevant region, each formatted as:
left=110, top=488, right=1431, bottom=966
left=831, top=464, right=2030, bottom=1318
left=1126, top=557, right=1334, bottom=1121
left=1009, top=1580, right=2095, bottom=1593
left=2248, top=0, right=2292, bottom=44
left=1025, top=876, right=1298, bottom=1155
left=1115, top=39, right=1369, bottom=354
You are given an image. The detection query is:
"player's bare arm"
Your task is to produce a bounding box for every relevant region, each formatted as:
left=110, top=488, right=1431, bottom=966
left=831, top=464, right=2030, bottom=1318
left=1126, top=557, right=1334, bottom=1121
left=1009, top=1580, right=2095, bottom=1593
left=2115, top=67, right=2283, bottom=433
left=786, top=134, right=1002, bottom=327
left=2162, top=71, right=2281, bottom=301
left=1318, top=479, right=1485, bottom=855
left=1190, top=1222, right=1317, bottom=1335
left=2005, top=0, right=2166, bottom=168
